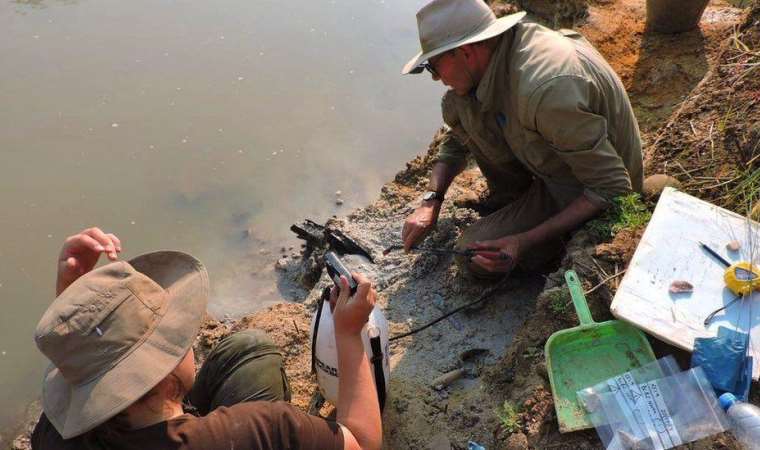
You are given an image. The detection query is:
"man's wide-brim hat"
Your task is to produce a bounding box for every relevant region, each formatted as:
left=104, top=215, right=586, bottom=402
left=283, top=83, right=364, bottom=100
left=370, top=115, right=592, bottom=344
left=34, top=252, right=209, bottom=439
left=402, top=0, right=526, bottom=75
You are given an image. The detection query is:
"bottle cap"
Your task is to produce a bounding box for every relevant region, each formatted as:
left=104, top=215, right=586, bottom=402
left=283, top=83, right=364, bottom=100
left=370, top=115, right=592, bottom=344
left=719, top=392, right=738, bottom=411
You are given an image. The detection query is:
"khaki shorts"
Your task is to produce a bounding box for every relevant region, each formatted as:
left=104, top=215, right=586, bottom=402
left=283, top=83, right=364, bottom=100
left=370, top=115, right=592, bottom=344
left=455, top=180, right=575, bottom=279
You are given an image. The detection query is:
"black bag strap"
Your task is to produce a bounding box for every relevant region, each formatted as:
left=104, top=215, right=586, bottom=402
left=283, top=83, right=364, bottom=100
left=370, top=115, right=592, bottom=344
left=311, top=287, right=331, bottom=374
left=369, top=335, right=386, bottom=412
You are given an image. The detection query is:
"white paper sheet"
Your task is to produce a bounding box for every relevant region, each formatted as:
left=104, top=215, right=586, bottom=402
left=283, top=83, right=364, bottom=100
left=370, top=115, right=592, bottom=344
left=611, top=188, right=760, bottom=379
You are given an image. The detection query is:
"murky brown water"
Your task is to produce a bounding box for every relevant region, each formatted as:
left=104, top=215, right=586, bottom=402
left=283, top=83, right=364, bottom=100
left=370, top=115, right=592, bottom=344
left=0, top=0, right=442, bottom=434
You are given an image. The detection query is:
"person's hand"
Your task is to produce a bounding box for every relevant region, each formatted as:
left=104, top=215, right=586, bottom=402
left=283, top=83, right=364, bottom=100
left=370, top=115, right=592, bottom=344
left=401, top=201, right=441, bottom=252
left=57, top=227, right=122, bottom=295
left=467, top=235, right=521, bottom=274
left=330, top=272, right=376, bottom=337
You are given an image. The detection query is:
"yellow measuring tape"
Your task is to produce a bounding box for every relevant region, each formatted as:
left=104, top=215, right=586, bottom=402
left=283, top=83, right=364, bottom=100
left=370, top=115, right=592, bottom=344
left=724, top=262, right=760, bottom=296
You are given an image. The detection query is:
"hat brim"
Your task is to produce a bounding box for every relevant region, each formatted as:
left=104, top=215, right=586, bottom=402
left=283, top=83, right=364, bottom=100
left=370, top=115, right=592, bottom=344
left=42, top=251, right=209, bottom=439
left=402, top=11, right=526, bottom=75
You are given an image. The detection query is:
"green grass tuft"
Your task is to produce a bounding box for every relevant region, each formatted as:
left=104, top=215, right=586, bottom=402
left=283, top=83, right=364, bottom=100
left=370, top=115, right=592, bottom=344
left=496, top=401, right=521, bottom=434
left=587, top=193, right=652, bottom=240
left=725, top=166, right=760, bottom=215
left=547, top=289, right=570, bottom=315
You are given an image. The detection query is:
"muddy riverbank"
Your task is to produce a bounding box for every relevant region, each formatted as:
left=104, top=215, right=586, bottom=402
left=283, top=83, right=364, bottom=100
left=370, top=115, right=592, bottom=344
left=5, top=0, right=759, bottom=448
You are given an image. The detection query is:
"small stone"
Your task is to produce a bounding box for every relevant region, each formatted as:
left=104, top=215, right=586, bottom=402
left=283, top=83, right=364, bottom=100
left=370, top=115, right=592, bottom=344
left=335, top=190, right=342, bottom=196
left=335, top=199, right=344, bottom=206
left=504, top=433, right=529, bottom=450
left=727, top=240, right=741, bottom=252
left=275, top=258, right=288, bottom=271
left=280, top=247, right=287, bottom=253
left=258, top=249, right=269, bottom=255
left=642, top=174, right=682, bottom=199
left=669, top=280, right=693, bottom=294
left=751, top=201, right=760, bottom=222
left=11, top=435, right=31, bottom=450
left=111, top=123, right=119, bottom=128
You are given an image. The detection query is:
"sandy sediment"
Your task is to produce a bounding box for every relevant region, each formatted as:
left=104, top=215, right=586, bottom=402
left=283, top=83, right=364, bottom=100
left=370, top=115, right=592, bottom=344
left=6, top=0, right=758, bottom=449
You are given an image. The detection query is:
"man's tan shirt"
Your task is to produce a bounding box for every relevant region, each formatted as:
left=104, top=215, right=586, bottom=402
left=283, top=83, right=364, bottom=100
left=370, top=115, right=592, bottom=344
left=438, top=21, right=643, bottom=208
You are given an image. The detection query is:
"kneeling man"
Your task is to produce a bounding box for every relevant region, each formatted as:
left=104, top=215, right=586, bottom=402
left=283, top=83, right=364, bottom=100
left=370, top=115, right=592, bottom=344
left=401, top=0, right=643, bottom=278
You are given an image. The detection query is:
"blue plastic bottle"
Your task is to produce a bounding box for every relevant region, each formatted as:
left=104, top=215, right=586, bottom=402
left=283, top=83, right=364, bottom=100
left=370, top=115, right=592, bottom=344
left=719, top=393, right=760, bottom=450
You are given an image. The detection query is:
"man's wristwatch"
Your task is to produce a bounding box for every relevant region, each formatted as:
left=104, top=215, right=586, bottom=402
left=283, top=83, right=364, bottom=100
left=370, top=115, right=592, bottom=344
left=422, top=191, right=444, bottom=202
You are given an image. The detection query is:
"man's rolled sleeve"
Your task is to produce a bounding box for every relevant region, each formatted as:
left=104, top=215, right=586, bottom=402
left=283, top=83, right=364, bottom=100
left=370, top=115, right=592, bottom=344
left=436, top=126, right=470, bottom=167
left=531, top=76, right=632, bottom=206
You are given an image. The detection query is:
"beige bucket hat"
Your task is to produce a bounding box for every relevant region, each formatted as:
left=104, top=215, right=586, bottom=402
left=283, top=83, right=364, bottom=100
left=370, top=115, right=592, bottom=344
left=34, top=251, right=209, bottom=439
left=402, top=0, right=526, bottom=75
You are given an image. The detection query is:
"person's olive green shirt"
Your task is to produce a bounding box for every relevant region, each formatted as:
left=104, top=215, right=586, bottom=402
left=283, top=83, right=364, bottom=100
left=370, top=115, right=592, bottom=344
left=438, top=21, right=643, bottom=208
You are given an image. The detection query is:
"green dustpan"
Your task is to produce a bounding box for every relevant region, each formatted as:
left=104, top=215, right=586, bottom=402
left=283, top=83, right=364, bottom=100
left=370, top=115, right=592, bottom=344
left=545, top=270, right=656, bottom=433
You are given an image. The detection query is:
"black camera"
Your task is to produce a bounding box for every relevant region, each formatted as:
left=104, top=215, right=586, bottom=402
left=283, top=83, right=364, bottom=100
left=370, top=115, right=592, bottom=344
left=324, top=251, right=358, bottom=296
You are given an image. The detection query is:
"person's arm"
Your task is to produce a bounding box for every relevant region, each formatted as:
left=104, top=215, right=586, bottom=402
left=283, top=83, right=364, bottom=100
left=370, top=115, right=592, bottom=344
left=402, top=160, right=466, bottom=251
left=427, top=159, right=467, bottom=195
left=470, top=194, right=602, bottom=272
left=519, top=194, right=602, bottom=248
left=402, top=90, right=474, bottom=252
left=56, top=227, right=121, bottom=295
left=331, top=273, right=382, bottom=450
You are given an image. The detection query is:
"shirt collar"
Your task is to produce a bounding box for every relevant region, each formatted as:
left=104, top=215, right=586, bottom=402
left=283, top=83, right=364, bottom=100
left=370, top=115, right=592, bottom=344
left=474, top=29, right=515, bottom=112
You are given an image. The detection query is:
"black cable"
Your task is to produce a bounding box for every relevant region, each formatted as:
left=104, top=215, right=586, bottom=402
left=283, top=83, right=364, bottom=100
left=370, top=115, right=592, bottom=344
left=389, top=278, right=509, bottom=341
left=704, top=292, right=743, bottom=326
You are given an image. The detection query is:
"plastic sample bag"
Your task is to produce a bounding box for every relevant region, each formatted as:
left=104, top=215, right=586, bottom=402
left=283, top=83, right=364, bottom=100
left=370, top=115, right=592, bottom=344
left=578, top=357, right=729, bottom=450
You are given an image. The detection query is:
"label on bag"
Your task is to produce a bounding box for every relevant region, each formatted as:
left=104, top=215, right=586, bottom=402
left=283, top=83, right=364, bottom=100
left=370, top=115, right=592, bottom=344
left=606, top=372, right=683, bottom=450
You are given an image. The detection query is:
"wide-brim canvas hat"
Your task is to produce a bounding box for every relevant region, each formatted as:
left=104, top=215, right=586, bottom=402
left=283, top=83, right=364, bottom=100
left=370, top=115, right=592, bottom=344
left=34, top=251, right=209, bottom=439
left=402, top=0, right=526, bottom=75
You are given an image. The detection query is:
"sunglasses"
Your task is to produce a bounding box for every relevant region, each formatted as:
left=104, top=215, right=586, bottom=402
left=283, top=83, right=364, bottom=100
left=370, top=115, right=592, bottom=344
left=411, top=49, right=458, bottom=76
left=410, top=61, right=438, bottom=76
left=422, top=62, right=439, bottom=77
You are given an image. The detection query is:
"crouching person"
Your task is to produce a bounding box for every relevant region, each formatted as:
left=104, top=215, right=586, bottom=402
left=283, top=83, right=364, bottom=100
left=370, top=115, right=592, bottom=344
left=31, top=227, right=382, bottom=450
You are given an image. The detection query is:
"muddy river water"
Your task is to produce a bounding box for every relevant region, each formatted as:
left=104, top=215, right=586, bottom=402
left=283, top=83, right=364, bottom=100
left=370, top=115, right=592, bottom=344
left=0, top=0, right=442, bottom=434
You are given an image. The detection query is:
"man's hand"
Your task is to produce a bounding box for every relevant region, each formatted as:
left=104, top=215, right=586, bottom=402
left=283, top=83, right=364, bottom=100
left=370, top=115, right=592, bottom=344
left=330, top=272, right=376, bottom=337
left=467, top=235, right=522, bottom=274
left=57, top=227, right=122, bottom=295
left=401, top=201, right=441, bottom=252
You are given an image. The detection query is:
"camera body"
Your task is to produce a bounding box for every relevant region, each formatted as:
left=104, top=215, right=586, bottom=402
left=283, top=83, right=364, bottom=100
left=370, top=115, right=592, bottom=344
left=324, top=251, right=358, bottom=296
